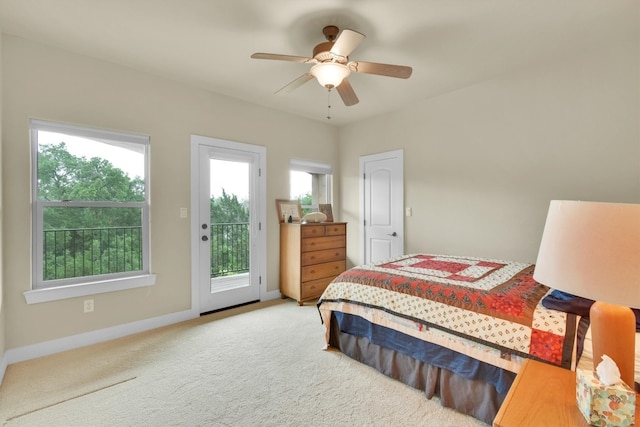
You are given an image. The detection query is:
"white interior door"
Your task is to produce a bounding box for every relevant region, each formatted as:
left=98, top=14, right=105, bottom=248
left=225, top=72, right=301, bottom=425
left=360, top=150, right=404, bottom=264
left=191, top=135, right=265, bottom=314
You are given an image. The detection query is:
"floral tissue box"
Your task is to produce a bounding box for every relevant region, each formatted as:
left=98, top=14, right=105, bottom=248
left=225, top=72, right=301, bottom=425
left=576, top=369, right=636, bottom=427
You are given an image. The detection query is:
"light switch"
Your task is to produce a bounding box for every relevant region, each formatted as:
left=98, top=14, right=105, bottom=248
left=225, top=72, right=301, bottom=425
left=405, top=207, right=412, bottom=217
left=180, top=207, right=188, bottom=219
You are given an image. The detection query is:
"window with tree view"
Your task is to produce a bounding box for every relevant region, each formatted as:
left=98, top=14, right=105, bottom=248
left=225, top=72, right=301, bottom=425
left=31, top=120, right=150, bottom=290
left=290, top=160, right=332, bottom=216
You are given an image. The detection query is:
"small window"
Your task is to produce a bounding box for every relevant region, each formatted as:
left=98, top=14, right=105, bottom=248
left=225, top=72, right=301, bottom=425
left=290, top=159, right=332, bottom=215
left=30, top=120, right=153, bottom=299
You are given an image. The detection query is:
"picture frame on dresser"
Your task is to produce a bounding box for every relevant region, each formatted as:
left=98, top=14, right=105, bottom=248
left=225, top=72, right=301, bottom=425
left=275, top=199, right=302, bottom=223
left=319, top=204, right=334, bottom=222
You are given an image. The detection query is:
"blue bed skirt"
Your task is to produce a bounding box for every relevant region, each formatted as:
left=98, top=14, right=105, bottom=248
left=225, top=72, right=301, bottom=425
left=332, top=311, right=516, bottom=395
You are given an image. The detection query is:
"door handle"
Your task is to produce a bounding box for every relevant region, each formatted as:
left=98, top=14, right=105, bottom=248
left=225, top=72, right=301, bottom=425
left=201, top=235, right=209, bottom=241
left=388, top=232, right=397, bottom=237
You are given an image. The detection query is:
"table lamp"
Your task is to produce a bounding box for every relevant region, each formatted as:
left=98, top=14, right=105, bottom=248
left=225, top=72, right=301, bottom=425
left=534, top=200, right=640, bottom=387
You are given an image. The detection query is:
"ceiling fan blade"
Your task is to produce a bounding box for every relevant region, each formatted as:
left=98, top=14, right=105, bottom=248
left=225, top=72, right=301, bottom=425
left=275, top=73, right=314, bottom=94
left=251, top=53, right=314, bottom=63
left=349, top=61, right=412, bottom=79
left=336, top=78, right=359, bottom=106
left=330, top=29, right=365, bottom=58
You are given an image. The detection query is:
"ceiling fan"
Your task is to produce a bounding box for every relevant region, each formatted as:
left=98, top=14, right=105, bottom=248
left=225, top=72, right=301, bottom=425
left=251, top=25, right=412, bottom=106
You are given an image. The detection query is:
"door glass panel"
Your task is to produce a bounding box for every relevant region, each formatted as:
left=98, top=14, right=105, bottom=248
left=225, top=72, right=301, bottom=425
left=209, top=158, right=250, bottom=293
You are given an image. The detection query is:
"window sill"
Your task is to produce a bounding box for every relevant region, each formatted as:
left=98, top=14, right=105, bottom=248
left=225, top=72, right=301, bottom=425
left=24, top=274, right=157, bottom=304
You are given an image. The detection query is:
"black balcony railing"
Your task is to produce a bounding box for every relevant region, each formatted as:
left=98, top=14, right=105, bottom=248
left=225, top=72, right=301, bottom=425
left=210, top=222, right=250, bottom=278
left=42, top=222, right=250, bottom=281
left=43, top=226, right=143, bottom=281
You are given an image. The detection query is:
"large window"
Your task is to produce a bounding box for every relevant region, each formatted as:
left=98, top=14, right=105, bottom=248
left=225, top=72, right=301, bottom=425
left=28, top=120, right=154, bottom=302
left=290, top=159, right=332, bottom=215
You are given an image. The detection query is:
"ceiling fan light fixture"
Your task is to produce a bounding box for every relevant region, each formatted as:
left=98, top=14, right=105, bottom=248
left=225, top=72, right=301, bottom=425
left=310, top=62, right=350, bottom=89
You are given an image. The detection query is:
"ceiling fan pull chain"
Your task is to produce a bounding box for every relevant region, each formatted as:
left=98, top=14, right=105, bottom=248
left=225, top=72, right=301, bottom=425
left=326, top=88, right=332, bottom=120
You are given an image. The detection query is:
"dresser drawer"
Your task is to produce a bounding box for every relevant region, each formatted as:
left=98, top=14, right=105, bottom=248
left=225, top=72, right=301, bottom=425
left=301, top=235, right=345, bottom=252
left=301, top=225, right=326, bottom=238
left=325, top=223, right=346, bottom=236
left=301, top=247, right=346, bottom=266
left=301, top=260, right=346, bottom=282
left=300, top=276, right=336, bottom=299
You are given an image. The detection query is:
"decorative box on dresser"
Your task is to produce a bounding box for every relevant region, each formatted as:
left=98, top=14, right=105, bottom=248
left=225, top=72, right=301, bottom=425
left=279, top=222, right=347, bottom=305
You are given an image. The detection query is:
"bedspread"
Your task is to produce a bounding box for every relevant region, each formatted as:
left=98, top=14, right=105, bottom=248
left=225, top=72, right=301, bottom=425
left=318, top=254, right=581, bottom=370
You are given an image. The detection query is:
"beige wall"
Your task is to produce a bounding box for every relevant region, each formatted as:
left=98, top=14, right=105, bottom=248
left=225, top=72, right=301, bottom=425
left=2, top=35, right=338, bottom=349
left=338, top=38, right=640, bottom=265
left=3, top=20, right=638, bottom=356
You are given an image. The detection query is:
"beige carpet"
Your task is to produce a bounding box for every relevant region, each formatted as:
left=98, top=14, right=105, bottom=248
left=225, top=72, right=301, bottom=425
left=0, top=299, right=488, bottom=426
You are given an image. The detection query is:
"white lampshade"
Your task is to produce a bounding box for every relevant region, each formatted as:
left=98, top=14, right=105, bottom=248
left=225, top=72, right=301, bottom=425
left=533, top=200, right=640, bottom=308
left=310, top=63, right=350, bottom=88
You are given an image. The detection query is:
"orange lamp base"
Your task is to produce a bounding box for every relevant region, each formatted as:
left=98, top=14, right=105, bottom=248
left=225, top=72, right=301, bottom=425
left=589, top=301, right=636, bottom=387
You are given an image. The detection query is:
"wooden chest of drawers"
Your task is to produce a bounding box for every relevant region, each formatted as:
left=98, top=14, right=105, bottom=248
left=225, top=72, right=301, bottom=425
left=279, top=222, right=347, bottom=305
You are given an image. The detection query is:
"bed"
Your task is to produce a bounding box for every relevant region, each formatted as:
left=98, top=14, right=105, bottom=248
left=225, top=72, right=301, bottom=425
left=317, top=253, right=640, bottom=425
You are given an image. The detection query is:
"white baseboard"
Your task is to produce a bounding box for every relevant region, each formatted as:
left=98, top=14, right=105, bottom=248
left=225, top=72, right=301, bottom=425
left=0, top=308, right=197, bottom=385
left=5, top=308, right=198, bottom=365
left=0, top=292, right=281, bottom=386
left=0, top=310, right=200, bottom=384
left=263, top=289, right=281, bottom=301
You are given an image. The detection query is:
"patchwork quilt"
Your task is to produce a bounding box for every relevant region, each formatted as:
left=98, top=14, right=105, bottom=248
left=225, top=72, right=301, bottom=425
left=318, top=254, right=581, bottom=371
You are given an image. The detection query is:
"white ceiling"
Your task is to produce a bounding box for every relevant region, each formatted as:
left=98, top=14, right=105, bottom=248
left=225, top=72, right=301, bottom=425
left=0, top=1, right=637, bottom=126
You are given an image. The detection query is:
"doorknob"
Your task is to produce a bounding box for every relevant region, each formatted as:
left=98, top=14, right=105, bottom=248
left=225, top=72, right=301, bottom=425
left=201, top=235, right=209, bottom=241
left=388, top=232, right=397, bottom=237
left=201, top=224, right=208, bottom=229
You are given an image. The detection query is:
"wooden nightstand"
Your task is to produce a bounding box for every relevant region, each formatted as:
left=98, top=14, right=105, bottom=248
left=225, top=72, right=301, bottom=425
left=494, top=359, right=639, bottom=427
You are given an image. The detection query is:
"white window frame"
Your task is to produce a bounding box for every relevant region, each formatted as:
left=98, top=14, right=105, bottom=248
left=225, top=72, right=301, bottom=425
left=25, top=120, right=156, bottom=304
left=289, top=159, right=333, bottom=212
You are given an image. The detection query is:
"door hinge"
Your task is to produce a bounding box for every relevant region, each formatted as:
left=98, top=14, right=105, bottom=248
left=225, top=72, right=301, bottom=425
left=259, top=168, right=262, bottom=177
left=259, top=222, right=262, bottom=231
left=259, top=276, right=262, bottom=285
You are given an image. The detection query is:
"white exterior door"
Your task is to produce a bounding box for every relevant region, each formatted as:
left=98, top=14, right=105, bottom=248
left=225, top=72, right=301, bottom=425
left=191, top=135, right=266, bottom=314
left=360, top=150, right=404, bottom=264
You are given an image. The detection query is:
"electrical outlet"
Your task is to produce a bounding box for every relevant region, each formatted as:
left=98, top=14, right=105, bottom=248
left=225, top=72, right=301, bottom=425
left=84, top=299, right=94, bottom=313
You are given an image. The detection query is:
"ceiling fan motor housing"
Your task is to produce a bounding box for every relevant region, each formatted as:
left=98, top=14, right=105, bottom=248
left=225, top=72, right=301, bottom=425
left=314, top=26, right=347, bottom=63
left=314, top=42, right=343, bottom=62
